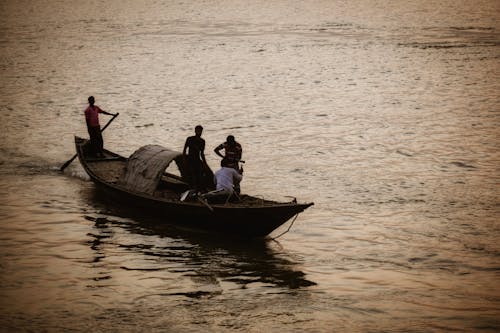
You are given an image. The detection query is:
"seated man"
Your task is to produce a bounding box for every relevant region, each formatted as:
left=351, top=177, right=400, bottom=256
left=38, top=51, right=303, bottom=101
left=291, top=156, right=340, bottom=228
left=201, top=159, right=243, bottom=203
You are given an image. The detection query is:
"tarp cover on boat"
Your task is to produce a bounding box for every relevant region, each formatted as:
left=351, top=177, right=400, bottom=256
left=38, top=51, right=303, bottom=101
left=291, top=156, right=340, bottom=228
left=119, top=145, right=187, bottom=195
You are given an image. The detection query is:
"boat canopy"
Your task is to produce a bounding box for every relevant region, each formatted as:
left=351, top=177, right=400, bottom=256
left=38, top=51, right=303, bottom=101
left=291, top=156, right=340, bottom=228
left=119, top=145, right=189, bottom=195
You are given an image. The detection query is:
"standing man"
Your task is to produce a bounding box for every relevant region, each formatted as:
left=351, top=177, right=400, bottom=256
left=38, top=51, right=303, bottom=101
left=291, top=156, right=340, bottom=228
left=214, top=135, right=242, bottom=170
left=84, top=96, right=116, bottom=157
left=183, top=125, right=208, bottom=190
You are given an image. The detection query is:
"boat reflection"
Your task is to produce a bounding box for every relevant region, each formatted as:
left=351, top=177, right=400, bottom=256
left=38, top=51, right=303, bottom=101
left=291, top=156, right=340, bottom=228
left=83, top=193, right=316, bottom=291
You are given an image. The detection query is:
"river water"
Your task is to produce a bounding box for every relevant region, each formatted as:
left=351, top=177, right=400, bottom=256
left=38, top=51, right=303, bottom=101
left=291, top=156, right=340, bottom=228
left=1, top=1, right=499, bottom=332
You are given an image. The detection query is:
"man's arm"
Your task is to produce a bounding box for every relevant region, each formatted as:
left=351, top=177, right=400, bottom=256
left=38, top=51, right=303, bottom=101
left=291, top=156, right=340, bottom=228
left=214, top=144, right=224, bottom=158
left=183, top=138, right=189, bottom=155
left=84, top=109, right=91, bottom=127
left=233, top=169, right=243, bottom=184
left=236, top=143, right=242, bottom=160
left=97, top=107, right=117, bottom=116
left=200, top=141, right=207, bottom=164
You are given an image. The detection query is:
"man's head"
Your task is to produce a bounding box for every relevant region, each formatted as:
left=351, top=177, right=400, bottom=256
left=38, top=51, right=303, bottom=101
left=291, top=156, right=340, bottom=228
left=226, top=135, right=235, bottom=143
left=88, top=96, right=95, bottom=105
left=195, top=125, right=203, bottom=136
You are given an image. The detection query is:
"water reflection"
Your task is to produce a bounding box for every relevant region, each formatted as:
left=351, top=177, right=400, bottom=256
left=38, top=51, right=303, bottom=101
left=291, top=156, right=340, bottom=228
left=85, top=216, right=112, bottom=264
left=83, top=192, right=316, bottom=293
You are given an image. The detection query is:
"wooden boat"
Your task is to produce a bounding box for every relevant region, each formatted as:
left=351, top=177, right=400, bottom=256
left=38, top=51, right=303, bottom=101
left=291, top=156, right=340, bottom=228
left=75, top=137, right=313, bottom=237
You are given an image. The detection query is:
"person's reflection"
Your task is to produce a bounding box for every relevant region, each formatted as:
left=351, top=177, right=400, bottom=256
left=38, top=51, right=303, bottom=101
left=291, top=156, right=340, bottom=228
left=85, top=216, right=111, bottom=263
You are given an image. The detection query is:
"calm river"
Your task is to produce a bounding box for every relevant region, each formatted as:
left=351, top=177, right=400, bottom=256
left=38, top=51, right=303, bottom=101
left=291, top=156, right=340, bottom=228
left=1, top=1, right=499, bottom=332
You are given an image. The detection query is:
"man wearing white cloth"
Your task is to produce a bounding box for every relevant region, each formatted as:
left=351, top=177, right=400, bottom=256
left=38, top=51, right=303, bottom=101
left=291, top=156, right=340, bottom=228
left=201, top=159, right=243, bottom=202
left=214, top=159, right=243, bottom=195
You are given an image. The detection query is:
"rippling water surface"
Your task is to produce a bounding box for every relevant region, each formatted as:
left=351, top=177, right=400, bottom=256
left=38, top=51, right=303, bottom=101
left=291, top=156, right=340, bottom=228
left=1, top=1, right=499, bottom=332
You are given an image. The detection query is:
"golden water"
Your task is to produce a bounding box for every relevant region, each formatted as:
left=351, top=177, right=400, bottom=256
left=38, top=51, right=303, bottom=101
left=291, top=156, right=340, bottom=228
left=1, top=1, right=499, bottom=331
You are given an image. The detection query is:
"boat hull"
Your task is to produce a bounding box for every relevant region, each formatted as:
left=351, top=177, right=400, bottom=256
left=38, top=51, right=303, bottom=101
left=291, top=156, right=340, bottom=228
left=75, top=137, right=313, bottom=237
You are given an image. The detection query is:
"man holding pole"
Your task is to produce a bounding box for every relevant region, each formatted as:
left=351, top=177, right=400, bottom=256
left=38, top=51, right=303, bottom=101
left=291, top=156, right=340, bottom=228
left=84, top=96, right=117, bottom=157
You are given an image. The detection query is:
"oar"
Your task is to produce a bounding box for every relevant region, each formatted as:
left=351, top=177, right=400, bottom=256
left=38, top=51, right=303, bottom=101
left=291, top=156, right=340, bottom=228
left=197, top=196, right=214, bottom=212
left=60, top=113, right=119, bottom=171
